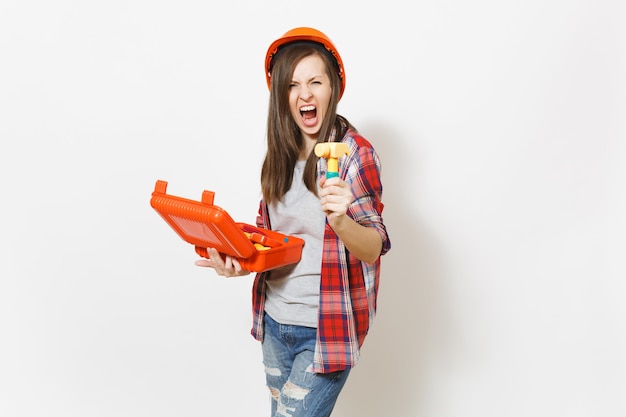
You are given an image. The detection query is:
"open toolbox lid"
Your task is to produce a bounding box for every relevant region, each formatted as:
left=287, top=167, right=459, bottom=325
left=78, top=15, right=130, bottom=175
left=150, top=180, right=305, bottom=272
left=150, top=180, right=257, bottom=259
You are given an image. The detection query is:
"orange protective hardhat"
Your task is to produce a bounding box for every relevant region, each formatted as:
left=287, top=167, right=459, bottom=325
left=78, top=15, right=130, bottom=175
left=265, top=27, right=346, bottom=99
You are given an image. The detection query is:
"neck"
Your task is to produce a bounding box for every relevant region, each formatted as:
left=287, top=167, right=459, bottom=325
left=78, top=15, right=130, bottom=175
left=300, top=136, right=317, bottom=160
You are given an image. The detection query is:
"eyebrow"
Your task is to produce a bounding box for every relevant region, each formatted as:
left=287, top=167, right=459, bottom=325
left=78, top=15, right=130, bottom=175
left=291, top=74, right=324, bottom=84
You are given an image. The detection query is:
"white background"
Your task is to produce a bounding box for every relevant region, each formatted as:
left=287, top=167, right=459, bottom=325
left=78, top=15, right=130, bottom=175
left=1, top=0, right=624, bottom=416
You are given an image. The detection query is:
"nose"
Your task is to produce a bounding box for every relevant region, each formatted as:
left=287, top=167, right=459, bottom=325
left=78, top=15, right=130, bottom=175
left=299, top=85, right=313, bottom=100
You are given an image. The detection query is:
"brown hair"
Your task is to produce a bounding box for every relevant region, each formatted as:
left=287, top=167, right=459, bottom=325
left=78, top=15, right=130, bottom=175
left=261, top=44, right=354, bottom=205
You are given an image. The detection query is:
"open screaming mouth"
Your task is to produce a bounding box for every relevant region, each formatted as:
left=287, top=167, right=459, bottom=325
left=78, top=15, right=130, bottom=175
left=300, top=105, right=316, bottom=119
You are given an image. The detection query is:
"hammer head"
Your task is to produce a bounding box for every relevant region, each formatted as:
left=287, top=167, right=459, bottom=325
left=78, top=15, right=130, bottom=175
left=314, top=142, right=349, bottom=158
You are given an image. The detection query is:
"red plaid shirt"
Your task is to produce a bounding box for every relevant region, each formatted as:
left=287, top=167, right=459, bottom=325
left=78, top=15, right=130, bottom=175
left=251, top=131, right=391, bottom=373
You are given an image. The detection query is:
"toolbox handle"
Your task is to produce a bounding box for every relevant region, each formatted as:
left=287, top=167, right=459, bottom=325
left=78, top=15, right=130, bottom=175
left=201, top=190, right=215, bottom=205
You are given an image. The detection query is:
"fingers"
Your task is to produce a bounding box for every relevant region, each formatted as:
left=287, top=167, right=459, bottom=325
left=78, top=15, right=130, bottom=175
left=319, top=178, right=352, bottom=216
left=318, top=176, right=339, bottom=195
left=195, top=248, right=249, bottom=277
left=321, top=201, right=349, bottom=218
left=319, top=178, right=351, bottom=197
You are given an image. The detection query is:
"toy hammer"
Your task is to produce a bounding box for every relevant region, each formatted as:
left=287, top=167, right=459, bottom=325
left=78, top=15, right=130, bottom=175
left=314, top=142, right=349, bottom=178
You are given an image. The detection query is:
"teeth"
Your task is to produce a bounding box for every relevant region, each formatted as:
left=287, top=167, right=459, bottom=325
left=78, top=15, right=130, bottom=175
left=300, top=105, right=315, bottom=112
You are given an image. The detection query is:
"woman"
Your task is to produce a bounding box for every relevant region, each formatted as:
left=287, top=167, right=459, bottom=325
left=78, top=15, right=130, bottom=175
left=196, top=27, right=391, bottom=417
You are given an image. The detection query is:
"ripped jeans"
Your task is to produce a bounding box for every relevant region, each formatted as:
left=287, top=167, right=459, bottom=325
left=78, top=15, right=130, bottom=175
left=262, top=313, right=351, bottom=417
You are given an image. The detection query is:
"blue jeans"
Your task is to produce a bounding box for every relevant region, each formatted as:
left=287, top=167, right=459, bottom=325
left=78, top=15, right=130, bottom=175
left=262, top=313, right=351, bottom=417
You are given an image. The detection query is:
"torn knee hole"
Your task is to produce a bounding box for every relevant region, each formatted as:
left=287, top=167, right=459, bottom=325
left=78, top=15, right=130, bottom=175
left=265, top=366, right=282, bottom=377
left=268, top=387, right=280, bottom=400
left=283, top=381, right=310, bottom=400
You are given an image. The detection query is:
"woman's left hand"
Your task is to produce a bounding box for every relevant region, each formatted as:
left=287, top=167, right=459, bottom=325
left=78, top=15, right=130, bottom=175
left=318, top=175, right=382, bottom=263
left=319, top=176, right=353, bottom=223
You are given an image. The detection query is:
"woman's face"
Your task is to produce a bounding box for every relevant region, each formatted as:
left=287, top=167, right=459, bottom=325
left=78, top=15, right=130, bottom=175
left=288, top=54, right=332, bottom=141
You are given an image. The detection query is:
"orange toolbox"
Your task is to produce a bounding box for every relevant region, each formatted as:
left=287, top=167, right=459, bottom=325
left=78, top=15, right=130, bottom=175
left=150, top=180, right=304, bottom=272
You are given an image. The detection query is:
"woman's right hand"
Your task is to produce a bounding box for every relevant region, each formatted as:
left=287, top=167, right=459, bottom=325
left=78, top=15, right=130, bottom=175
left=194, top=247, right=251, bottom=277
